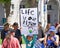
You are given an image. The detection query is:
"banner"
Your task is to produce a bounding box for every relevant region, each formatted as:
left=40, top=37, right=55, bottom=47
left=20, top=8, right=38, bottom=35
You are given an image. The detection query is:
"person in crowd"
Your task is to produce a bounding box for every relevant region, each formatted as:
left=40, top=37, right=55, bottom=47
left=32, top=22, right=45, bottom=48
left=1, top=23, right=10, bottom=42
left=12, top=22, right=22, bottom=45
left=55, top=23, right=58, bottom=28
left=56, top=22, right=60, bottom=30
left=45, top=23, right=51, bottom=35
left=2, top=29, right=20, bottom=48
left=44, top=26, right=59, bottom=48
left=22, top=34, right=36, bottom=48
left=56, top=27, right=60, bottom=46
left=38, top=22, right=45, bottom=39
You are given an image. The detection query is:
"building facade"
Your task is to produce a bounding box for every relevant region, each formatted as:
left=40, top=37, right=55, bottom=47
left=8, top=0, right=60, bottom=28
left=38, top=0, right=60, bottom=28
left=8, top=0, right=22, bottom=26
left=0, top=3, right=5, bottom=26
left=8, top=0, right=38, bottom=26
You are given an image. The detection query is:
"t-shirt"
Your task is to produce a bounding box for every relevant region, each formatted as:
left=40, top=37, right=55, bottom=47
left=15, top=29, right=21, bottom=44
left=15, top=29, right=21, bottom=39
left=56, top=33, right=60, bottom=41
left=47, top=34, right=58, bottom=48
left=1, top=29, right=10, bottom=42
left=2, top=36, right=20, bottom=48
left=22, top=35, right=37, bottom=48
left=38, top=28, right=45, bottom=39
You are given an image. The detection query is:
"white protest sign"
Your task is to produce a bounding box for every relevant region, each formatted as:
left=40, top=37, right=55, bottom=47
left=20, top=8, right=38, bottom=35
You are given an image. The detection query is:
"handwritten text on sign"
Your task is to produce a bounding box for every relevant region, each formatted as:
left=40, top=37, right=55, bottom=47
left=20, top=8, right=38, bottom=35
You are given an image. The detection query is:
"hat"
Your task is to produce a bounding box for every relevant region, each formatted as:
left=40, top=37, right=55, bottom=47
left=49, top=26, right=55, bottom=29
left=8, top=29, right=15, bottom=33
left=49, top=26, right=56, bottom=33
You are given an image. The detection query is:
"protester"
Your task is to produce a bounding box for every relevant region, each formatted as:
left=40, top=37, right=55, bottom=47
left=32, top=22, right=45, bottom=48
left=22, top=34, right=36, bottom=48
left=56, top=22, right=60, bottom=30
left=1, top=23, right=10, bottom=42
left=2, top=29, right=20, bottom=48
left=56, top=27, right=60, bottom=46
left=13, top=22, right=22, bottom=45
left=38, top=22, right=45, bottom=39
left=55, top=23, right=58, bottom=28
left=44, top=26, right=59, bottom=48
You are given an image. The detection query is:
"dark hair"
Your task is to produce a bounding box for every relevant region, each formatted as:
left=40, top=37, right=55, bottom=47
left=13, top=22, right=18, bottom=26
left=4, top=23, right=9, bottom=26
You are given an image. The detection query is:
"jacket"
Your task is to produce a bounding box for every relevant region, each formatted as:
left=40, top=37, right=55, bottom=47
left=2, top=36, right=20, bottom=48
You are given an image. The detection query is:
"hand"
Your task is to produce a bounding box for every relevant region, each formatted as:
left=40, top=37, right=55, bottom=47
left=51, top=37, right=55, bottom=42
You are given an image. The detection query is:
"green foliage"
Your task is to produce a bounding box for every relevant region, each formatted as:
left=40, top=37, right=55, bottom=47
left=0, top=0, right=11, bottom=3
left=0, top=0, right=11, bottom=18
left=25, top=0, right=32, bottom=8
left=0, top=39, right=2, bottom=44
left=0, top=0, right=4, bottom=3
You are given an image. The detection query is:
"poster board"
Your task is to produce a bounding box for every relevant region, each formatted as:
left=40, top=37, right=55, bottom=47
left=20, top=8, right=38, bottom=35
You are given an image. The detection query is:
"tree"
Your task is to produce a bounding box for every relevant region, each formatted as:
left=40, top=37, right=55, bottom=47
left=25, top=0, right=37, bottom=8
left=0, top=0, right=11, bottom=19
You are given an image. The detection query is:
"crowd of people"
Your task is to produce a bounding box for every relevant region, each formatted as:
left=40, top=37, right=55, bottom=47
left=1, top=22, right=22, bottom=48
left=1, top=22, right=60, bottom=48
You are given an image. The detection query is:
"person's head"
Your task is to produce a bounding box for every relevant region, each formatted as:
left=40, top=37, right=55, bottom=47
left=13, top=22, right=18, bottom=30
left=47, top=34, right=51, bottom=39
left=49, top=26, right=56, bottom=36
left=46, top=23, right=51, bottom=29
left=4, top=23, right=9, bottom=31
left=9, top=29, right=15, bottom=36
left=6, top=29, right=15, bottom=39
left=27, top=34, right=33, bottom=41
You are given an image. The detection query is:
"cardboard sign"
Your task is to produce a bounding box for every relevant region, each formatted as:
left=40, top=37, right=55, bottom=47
left=20, top=8, right=38, bottom=35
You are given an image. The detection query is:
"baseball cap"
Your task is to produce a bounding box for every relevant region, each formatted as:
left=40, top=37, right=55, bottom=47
left=49, top=26, right=56, bottom=33
left=8, top=29, right=15, bottom=33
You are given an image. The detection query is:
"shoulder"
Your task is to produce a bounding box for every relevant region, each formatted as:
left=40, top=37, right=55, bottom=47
left=17, top=29, right=20, bottom=31
left=55, top=35, right=59, bottom=39
left=1, top=29, right=5, bottom=32
left=16, top=29, right=20, bottom=32
left=14, top=37, right=19, bottom=42
left=1, top=29, right=5, bottom=34
left=3, top=38, right=7, bottom=42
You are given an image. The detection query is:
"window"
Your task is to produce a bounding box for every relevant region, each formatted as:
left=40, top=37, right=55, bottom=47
left=47, top=14, right=50, bottom=23
left=47, top=5, right=52, bottom=10
left=11, top=4, right=14, bottom=9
